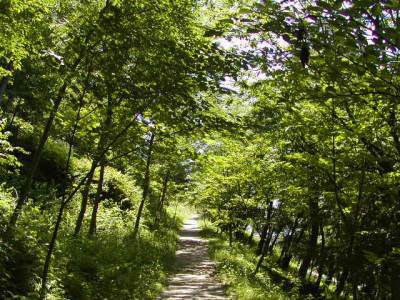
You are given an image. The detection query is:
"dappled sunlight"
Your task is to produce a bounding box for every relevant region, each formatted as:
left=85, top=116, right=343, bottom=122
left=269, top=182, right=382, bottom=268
left=158, top=215, right=228, bottom=300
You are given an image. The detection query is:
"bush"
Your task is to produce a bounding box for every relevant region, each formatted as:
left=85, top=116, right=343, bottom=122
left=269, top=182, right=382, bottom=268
left=9, top=118, right=72, bottom=185
left=0, top=186, right=49, bottom=299
left=53, top=208, right=180, bottom=300
left=202, top=222, right=296, bottom=300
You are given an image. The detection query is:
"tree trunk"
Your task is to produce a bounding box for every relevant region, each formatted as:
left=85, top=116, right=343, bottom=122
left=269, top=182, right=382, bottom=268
left=268, top=227, right=281, bottom=253
left=316, top=224, right=325, bottom=287
left=254, top=235, right=269, bottom=275
left=325, top=255, right=336, bottom=287
left=40, top=97, right=83, bottom=298
left=7, top=53, right=83, bottom=231
left=256, top=224, right=268, bottom=255
left=40, top=201, right=66, bottom=298
left=278, top=215, right=301, bottom=266
left=155, top=171, right=169, bottom=226
left=229, top=223, right=233, bottom=247
left=335, top=230, right=356, bottom=296
left=71, top=113, right=142, bottom=237
left=336, top=268, right=349, bottom=296
left=254, top=201, right=274, bottom=274
left=7, top=95, right=19, bottom=128
left=335, top=158, right=365, bottom=296
left=256, top=201, right=273, bottom=255
left=73, top=163, right=96, bottom=236
left=88, top=95, right=112, bottom=236
left=299, top=199, right=319, bottom=279
left=8, top=82, right=68, bottom=230
left=133, top=130, right=155, bottom=239
left=88, top=161, right=105, bottom=236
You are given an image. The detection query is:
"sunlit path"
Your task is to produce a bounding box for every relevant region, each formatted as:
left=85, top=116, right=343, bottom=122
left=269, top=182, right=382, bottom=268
left=158, top=215, right=228, bottom=300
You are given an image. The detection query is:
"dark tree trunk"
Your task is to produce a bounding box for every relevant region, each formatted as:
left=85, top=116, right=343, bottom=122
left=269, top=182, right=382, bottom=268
left=155, top=171, right=169, bottom=226
left=336, top=268, right=349, bottom=296
left=256, top=224, right=268, bottom=255
left=268, top=227, right=281, bottom=253
left=278, top=215, right=301, bottom=266
left=325, top=255, right=336, bottom=287
left=133, top=130, right=155, bottom=239
left=256, top=201, right=273, bottom=255
left=254, top=201, right=274, bottom=274
left=299, top=199, right=319, bottom=279
left=158, top=172, right=169, bottom=211
left=88, top=95, right=112, bottom=236
left=88, top=161, right=105, bottom=236
left=335, top=230, right=356, bottom=296
left=229, top=223, right=233, bottom=247
left=7, top=96, right=19, bottom=128
left=316, top=224, right=325, bottom=287
left=335, top=158, right=365, bottom=296
left=40, top=202, right=66, bottom=298
left=7, top=55, right=83, bottom=231
left=73, top=163, right=96, bottom=236
left=8, top=82, right=68, bottom=230
left=40, top=96, right=83, bottom=297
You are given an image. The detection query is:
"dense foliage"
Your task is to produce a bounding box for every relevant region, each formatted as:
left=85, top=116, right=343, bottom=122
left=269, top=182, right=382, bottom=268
left=1, top=0, right=399, bottom=299
left=0, top=0, right=235, bottom=298
left=191, top=0, right=400, bottom=299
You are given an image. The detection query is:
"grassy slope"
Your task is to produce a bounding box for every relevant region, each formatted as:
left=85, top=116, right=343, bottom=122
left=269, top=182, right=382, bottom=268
left=0, top=119, right=194, bottom=299
left=201, top=221, right=302, bottom=300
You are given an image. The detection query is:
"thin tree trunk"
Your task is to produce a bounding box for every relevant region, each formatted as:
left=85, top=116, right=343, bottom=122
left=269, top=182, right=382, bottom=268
left=316, top=224, right=325, bottom=287
left=40, top=201, right=66, bottom=299
left=7, top=55, right=82, bottom=231
left=336, top=268, right=349, bottom=296
left=159, top=173, right=169, bottom=211
left=278, top=215, right=301, bottom=266
left=335, top=156, right=366, bottom=296
left=256, top=224, right=268, bottom=255
left=256, top=201, right=273, bottom=255
left=229, top=223, right=233, bottom=247
left=88, top=95, right=112, bottom=236
left=268, top=227, right=281, bottom=253
left=155, top=171, right=169, bottom=226
left=73, top=162, right=96, bottom=236
left=254, top=236, right=268, bottom=275
left=8, top=82, right=68, bottom=229
left=299, top=199, right=319, bottom=279
left=133, top=130, right=155, bottom=239
left=254, top=201, right=274, bottom=274
left=88, top=161, right=105, bottom=236
left=325, top=255, right=336, bottom=287
left=54, top=111, right=142, bottom=236
left=40, top=95, right=84, bottom=298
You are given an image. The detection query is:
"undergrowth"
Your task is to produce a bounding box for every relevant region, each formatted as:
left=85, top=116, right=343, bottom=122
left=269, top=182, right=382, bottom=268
left=201, top=221, right=300, bottom=300
left=0, top=182, right=188, bottom=300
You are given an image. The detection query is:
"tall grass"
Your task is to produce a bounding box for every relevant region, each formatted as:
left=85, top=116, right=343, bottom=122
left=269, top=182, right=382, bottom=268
left=201, top=221, right=300, bottom=300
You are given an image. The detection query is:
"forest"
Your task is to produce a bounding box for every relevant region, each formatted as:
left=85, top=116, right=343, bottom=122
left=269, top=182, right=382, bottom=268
left=0, top=0, right=399, bottom=299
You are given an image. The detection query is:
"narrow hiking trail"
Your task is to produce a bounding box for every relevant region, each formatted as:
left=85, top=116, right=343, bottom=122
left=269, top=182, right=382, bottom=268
left=158, top=215, right=228, bottom=300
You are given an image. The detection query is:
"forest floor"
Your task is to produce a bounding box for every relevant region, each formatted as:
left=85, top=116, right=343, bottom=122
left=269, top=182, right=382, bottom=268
left=157, top=214, right=229, bottom=300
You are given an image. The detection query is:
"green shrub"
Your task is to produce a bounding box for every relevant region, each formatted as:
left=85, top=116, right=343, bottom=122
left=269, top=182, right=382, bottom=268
left=10, top=118, right=72, bottom=185
left=54, top=210, right=179, bottom=300
left=0, top=187, right=50, bottom=299
left=202, top=222, right=296, bottom=300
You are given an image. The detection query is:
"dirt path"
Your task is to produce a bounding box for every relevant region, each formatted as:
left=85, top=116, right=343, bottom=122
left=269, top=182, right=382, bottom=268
left=158, top=214, right=228, bottom=300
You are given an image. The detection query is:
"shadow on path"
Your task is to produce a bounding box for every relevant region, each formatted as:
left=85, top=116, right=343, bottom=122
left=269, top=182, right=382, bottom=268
left=157, top=215, right=228, bottom=300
